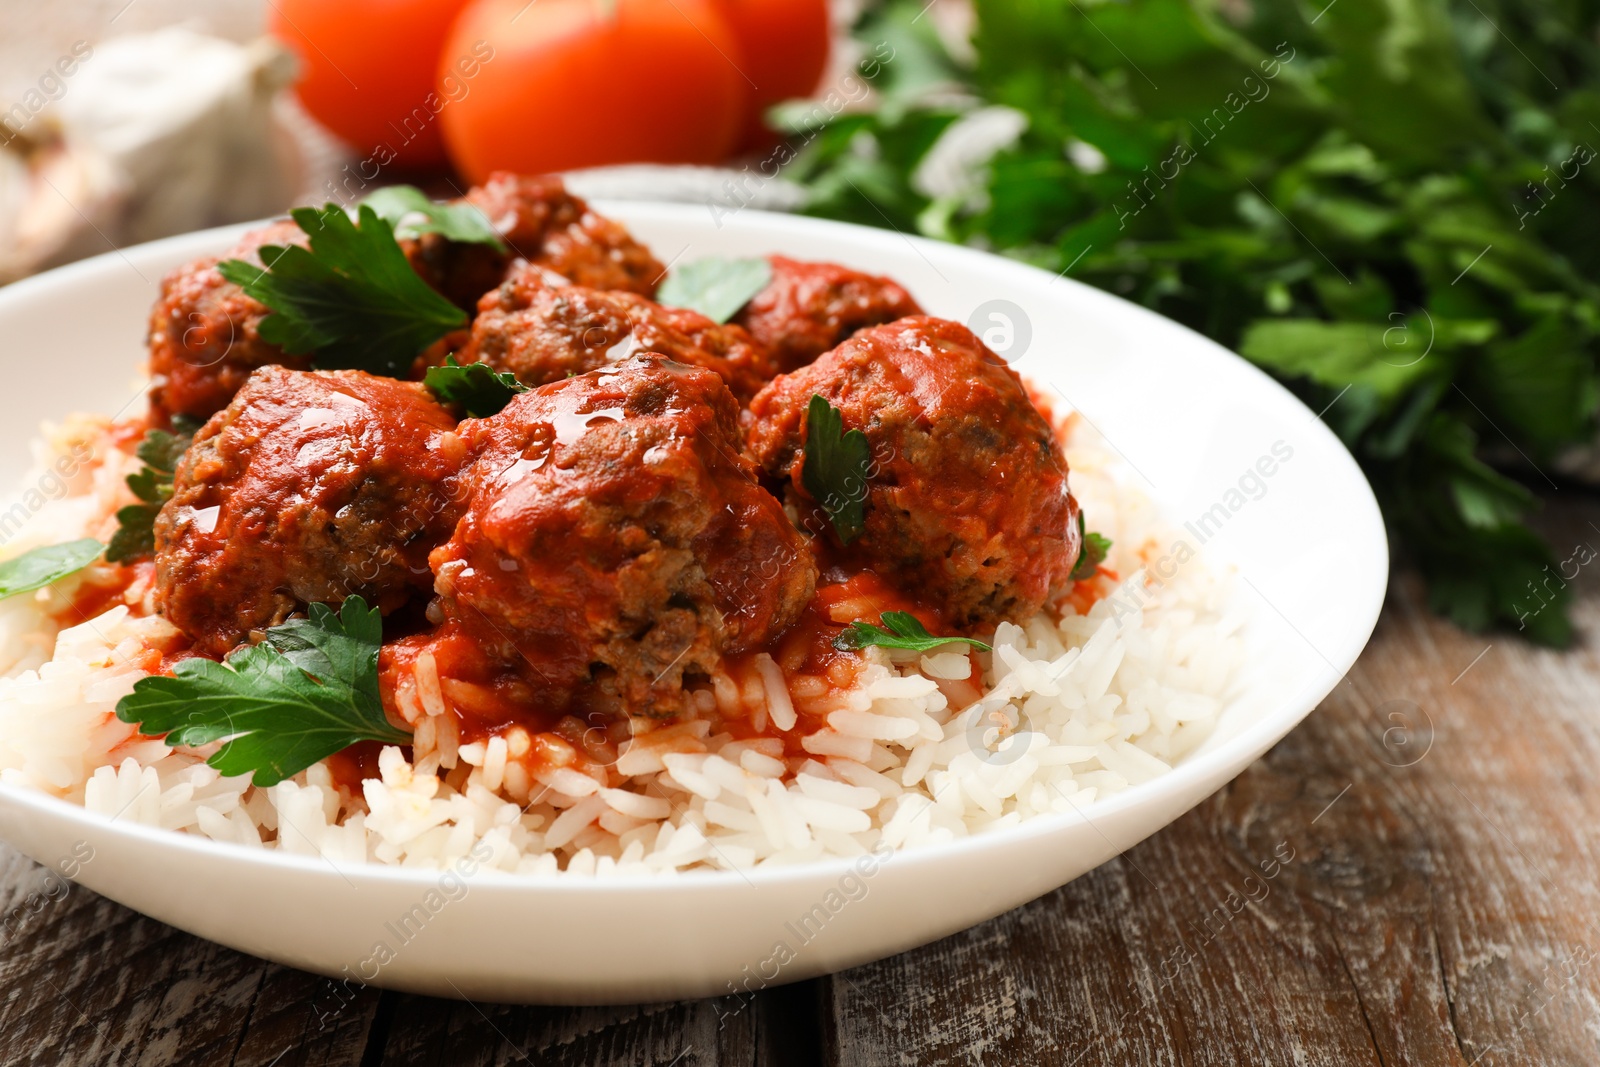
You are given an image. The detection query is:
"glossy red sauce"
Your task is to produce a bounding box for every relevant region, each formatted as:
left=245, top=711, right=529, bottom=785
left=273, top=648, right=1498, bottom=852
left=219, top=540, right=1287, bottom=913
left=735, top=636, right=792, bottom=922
left=1063, top=564, right=1119, bottom=616
left=380, top=624, right=543, bottom=743
left=53, top=570, right=128, bottom=628
left=368, top=558, right=968, bottom=777
left=48, top=558, right=156, bottom=630
left=325, top=740, right=395, bottom=793
left=156, top=647, right=213, bottom=674
left=109, top=413, right=158, bottom=451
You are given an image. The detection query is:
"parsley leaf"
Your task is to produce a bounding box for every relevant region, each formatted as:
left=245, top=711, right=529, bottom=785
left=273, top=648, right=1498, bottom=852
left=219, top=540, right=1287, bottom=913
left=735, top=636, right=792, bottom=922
left=657, top=256, right=773, bottom=323
left=217, top=204, right=467, bottom=379
left=362, top=185, right=506, bottom=250
left=107, top=416, right=201, bottom=564
left=801, top=394, right=872, bottom=543
left=424, top=355, right=528, bottom=417
left=0, top=539, right=103, bottom=599
left=833, top=611, right=992, bottom=653
left=115, top=597, right=410, bottom=787
left=136, top=418, right=200, bottom=471
left=1070, top=512, right=1112, bottom=580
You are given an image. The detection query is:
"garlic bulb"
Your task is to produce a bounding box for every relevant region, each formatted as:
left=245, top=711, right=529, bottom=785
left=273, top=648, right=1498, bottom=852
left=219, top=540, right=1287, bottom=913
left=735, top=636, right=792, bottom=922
left=0, top=28, right=307, bottom=284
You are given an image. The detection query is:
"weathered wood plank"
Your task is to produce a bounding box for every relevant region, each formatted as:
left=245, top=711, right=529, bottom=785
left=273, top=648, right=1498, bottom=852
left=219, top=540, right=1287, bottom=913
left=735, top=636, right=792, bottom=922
left=373, top=993, right=752, bottom=1066
left=0, top=851, right=383, bottom=1066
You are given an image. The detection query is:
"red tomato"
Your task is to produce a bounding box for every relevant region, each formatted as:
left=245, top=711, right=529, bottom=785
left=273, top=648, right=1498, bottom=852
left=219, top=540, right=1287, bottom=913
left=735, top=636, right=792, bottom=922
left=711, top=0, right=831, bottom=146
left=438, top=0, right=747, bottom=183
left=268, top=0, right=473, bottom=168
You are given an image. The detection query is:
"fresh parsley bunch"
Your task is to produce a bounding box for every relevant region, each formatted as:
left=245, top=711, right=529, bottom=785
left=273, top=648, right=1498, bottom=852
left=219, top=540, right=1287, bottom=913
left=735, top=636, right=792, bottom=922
left=789, top=0, right=1600, bottom=644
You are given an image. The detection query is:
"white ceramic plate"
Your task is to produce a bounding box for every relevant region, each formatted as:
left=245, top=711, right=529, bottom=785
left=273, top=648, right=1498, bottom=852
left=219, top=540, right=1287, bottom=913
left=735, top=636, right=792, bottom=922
left=0, top=204, right=1386, bottom=1004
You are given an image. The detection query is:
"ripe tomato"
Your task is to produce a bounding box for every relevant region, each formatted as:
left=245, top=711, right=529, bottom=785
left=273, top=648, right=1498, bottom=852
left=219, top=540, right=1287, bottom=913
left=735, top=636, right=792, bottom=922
left=268, top=0, right=473, bottom=168
left=711, top=0, right=831, bottom=146
left=438, top=0, right=747, bottom=183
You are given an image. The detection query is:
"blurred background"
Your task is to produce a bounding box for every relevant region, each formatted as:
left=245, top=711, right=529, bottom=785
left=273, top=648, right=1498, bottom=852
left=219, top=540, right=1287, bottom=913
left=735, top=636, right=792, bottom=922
left=5, top=0, right=1598, bottom=646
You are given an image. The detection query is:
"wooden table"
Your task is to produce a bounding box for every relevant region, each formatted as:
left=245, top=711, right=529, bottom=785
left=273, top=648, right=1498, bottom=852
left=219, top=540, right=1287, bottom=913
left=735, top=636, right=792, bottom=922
left=5, top=497, right=1598, bottom=1067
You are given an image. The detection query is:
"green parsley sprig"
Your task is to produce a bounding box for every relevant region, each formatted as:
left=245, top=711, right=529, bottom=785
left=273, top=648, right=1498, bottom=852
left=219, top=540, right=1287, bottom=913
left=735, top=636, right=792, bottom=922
left=833, top=610, right=993, bottom=653
left=116, top=597, right=410, bottom=787
left=0, top=540, right=103, bottom=599
left=657, top=256, right=773, bottom=323
left=362, top=185, right=506, bottom=249
left=1070, top=513, right=1112, bottom=581
left=424, top=355, right=528, bottom=417
left=217, top=204, right=468, bottom=379
left=801, top=394, right=872, bottom=543
left=107, top=417, right=201, bottom=564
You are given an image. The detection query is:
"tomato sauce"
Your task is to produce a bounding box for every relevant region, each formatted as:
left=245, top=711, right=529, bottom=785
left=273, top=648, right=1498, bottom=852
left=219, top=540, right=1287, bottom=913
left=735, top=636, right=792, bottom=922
left=366, top=558, right=970, bottom=778
left=108, top=414, right=156, bottom=452
left=51, top=561, right=145, bottom=627
left=325, top=739, right=395, bottom=793
left=1062, top=564, right=1119, bottom=616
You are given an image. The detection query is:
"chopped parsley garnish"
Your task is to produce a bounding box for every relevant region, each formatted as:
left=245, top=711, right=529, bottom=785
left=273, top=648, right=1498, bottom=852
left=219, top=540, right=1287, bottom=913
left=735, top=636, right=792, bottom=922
left=116, top=597, right=410, bottom=787
left=1070, top=512, right=1112, bottom=581
left=656, top=256, right=772, bottom=323
left=424, top=355, right=528, bottom=417
left=833, top=611, right=992, bottom=654
left=217, top=204, right=468, bottom=379
left=107, top=416, right=201, bottom=564
left=0, top=539, right=103, bottom=599
left=801, top=394, right=872, bottom=543
left=362, top=185, right=506, bottom=250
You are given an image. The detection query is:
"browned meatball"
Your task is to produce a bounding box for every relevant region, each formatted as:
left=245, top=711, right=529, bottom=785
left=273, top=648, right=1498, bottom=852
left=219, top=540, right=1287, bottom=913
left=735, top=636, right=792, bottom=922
left=148, top=175, right=663, bottom=425
left=147, top=221, right=314, bottom=426
left=731, top=255, right=923, bottom=374
left=430, top=356, right=816, bottom=719
left=155, top=367, right=470, bottom=655
left=407, top=172, right=665, bottom=308
left=448, top=266, right=779, bottom=402
left=745, top=317, right=1080, bottom=631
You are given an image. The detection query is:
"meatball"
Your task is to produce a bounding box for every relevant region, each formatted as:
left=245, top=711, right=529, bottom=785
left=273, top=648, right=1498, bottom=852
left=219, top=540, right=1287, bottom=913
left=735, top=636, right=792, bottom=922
left=430, top=356, right=816, bottom=719
left=744, top=317, right=1080, bottom=631
left=407, top=172, right=665, bottom=309
left=449, top=266, right=779, bottom=402
left=155, top=367, right=470, bottom=655
left=147, top=221, right=315, bottom=426
left=147, top=174, right=663, bottom=424
left=731, top=255, right=923, bottom=374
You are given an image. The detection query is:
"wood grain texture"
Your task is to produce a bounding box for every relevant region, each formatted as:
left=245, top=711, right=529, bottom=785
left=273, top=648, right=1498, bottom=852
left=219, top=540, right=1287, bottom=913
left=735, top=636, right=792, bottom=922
left=3, top=497, right=1600, bottom=1065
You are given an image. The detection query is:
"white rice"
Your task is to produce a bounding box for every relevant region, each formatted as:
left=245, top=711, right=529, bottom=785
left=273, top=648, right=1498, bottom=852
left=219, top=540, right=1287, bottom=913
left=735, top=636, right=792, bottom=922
left=0, top=412, right=1246, bottom=876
